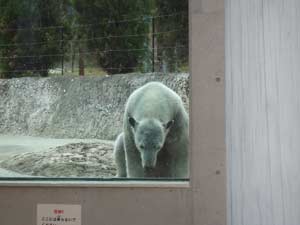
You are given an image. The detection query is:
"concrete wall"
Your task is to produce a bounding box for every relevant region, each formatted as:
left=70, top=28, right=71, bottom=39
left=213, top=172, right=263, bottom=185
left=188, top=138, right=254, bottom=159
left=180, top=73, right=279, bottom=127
left=0, top=73, right=188, bottom=140
left=190, top=0, right=225, bottom=224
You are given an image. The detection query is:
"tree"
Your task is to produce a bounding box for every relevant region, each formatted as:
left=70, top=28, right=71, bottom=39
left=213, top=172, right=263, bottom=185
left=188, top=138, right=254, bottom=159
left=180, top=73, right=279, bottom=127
left=0, top=0, right=69, bottom=78
left=71, top=0, right=151, bottom=75
left=155, top=0, right=188, bottom=72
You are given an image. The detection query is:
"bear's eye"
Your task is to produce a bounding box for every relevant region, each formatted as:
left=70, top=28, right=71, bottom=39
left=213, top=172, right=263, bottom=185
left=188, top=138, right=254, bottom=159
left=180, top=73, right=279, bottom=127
left=128, top=117, right=137, bottom=128
left=139, top=144, right=145, bottom=149
left=165, top=120, right=174, bottom=129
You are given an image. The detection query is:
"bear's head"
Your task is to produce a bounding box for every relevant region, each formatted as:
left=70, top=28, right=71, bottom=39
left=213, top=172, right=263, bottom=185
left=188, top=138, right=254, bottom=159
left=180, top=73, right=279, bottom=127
left=128, top=117, right=174, bottom=169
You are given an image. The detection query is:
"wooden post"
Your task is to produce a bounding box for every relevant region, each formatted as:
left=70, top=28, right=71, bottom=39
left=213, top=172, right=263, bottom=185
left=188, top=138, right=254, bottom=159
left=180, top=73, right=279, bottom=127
left=226, top=0, right=300, bottom=224
left=79, top=46, right=84, bottom=76
left=152, top=17, right=156, bottom=73
left=71, top=41, right=75, bottom=73
left=61, top=27, right=64, bottom=75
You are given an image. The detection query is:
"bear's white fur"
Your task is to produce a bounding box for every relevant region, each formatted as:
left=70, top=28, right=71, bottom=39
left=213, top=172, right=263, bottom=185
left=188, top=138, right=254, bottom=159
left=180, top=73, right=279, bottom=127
left=114, top=82, right=188, bottom=178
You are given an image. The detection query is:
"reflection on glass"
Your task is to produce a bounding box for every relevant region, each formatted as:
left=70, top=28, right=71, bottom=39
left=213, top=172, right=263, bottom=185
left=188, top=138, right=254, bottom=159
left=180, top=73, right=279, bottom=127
left=0, top=0, right=188, bottom=180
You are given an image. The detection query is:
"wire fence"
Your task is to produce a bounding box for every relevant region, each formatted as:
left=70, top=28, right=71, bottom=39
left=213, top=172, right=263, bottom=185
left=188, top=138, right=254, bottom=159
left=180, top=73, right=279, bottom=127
left=0, top=12, right=186, bottom=32
left=0, top=11, right=188, bottom=77
left=0, top=29, right=186, bottom=48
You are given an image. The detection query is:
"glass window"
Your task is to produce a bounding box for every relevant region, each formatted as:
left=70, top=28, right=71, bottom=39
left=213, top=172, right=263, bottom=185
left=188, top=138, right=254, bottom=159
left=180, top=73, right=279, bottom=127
left=0, top=0, right=189, bottom=181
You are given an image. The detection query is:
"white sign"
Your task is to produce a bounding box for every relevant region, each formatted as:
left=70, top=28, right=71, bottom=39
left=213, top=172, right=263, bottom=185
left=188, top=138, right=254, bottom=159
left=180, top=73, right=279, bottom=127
left=37, top=204, right=81, bottom=225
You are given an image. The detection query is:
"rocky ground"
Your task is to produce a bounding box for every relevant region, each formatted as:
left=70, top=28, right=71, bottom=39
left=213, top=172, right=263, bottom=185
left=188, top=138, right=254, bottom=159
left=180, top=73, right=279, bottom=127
left=0, top=141, right=116, bottom=177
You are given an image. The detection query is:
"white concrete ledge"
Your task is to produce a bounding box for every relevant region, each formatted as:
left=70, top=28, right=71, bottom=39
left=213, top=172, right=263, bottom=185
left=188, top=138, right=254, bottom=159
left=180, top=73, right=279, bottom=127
left=0, top=180, right=190, bottom=188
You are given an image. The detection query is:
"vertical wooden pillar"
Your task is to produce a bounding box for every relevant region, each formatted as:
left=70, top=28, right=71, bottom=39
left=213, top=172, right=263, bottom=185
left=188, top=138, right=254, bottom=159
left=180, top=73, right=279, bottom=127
left=226, top=0, right=300, bottom=225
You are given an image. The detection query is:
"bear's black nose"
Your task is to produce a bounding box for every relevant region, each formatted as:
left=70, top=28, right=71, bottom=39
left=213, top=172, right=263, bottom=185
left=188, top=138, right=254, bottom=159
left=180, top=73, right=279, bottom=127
left=144, top=166, right=156, bottom=177
left=144, top=166, right=155, bottom=172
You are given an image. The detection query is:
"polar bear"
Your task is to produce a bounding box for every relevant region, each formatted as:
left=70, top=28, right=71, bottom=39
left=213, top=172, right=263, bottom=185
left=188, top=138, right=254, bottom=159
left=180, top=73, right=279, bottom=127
left=114, top=82, right=188, bottom=178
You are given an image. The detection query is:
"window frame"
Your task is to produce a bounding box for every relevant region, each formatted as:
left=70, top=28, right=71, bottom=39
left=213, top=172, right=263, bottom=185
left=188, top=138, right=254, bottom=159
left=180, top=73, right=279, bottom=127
left=0, top=1, right=225, bottom=225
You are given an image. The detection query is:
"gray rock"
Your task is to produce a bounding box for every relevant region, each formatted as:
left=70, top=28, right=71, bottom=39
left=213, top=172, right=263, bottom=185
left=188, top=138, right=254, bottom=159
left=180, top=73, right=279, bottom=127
left=0, top=73, right=189, bottom=140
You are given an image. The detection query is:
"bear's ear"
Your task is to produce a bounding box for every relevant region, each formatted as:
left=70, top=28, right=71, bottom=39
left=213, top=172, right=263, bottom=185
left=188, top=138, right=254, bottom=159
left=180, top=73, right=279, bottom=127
left=128, top=117, right=137, bottom=128
left=164, top=120, right=174, bottom=130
